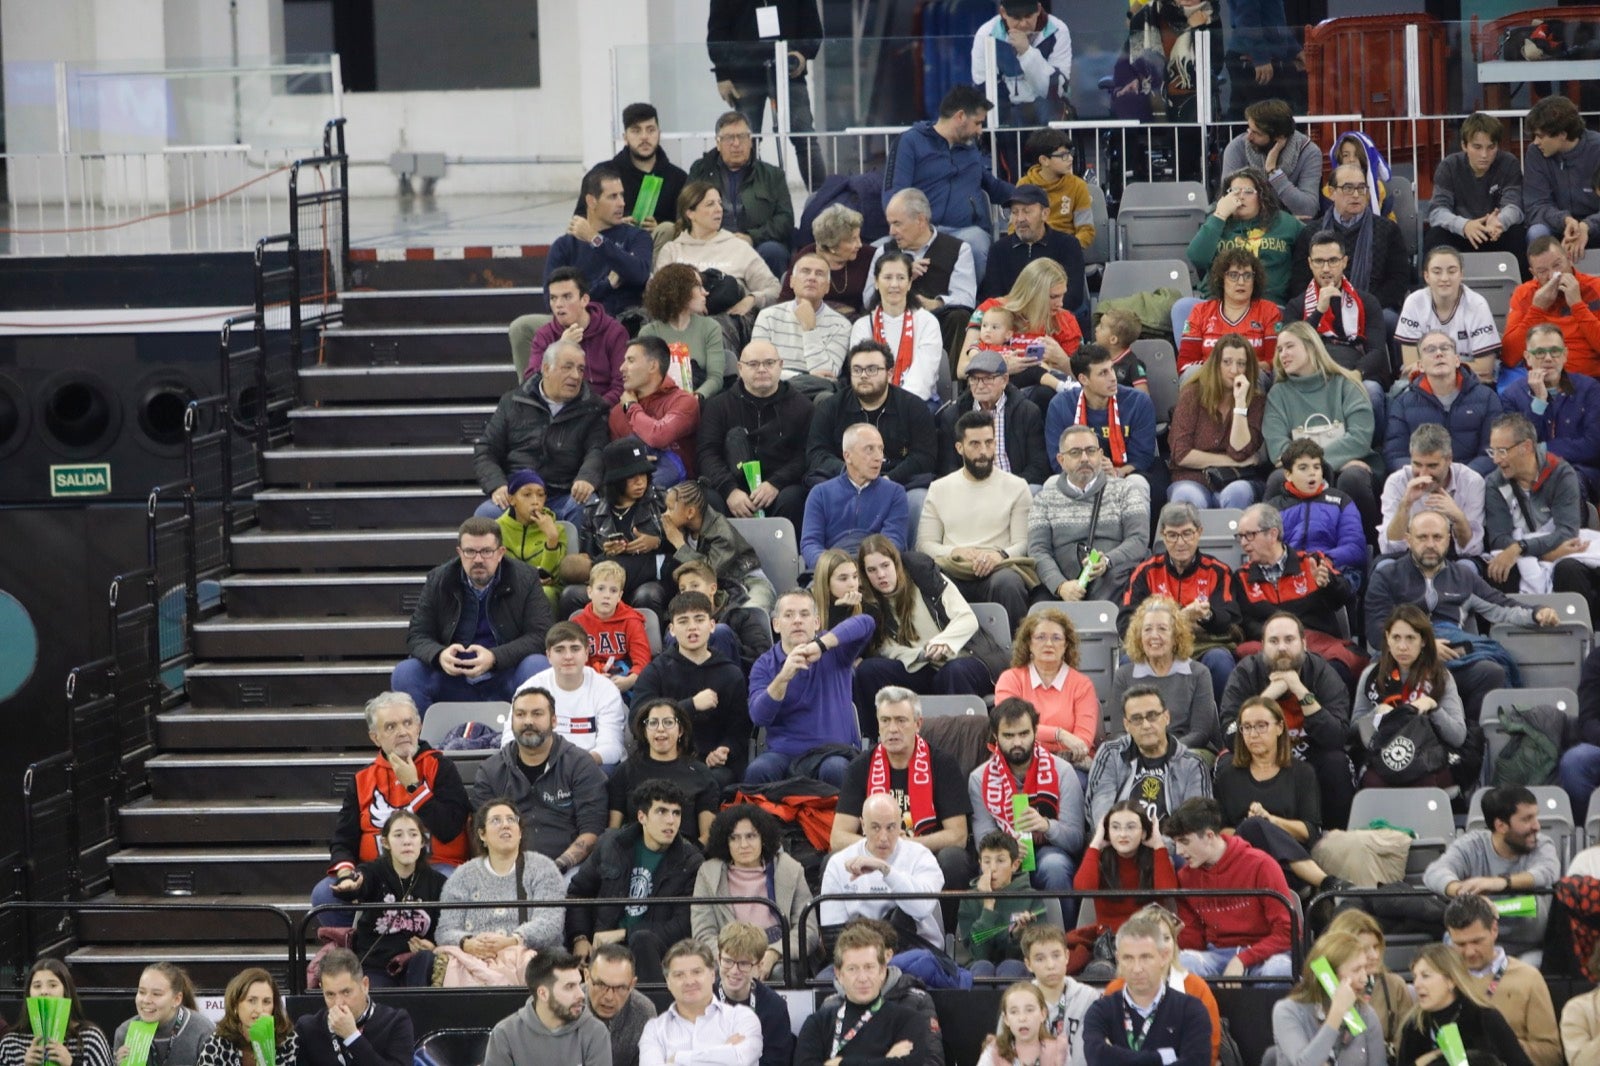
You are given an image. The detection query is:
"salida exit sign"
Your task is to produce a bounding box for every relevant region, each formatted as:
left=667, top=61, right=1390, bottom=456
left=50, top=463, right=112, bottom=497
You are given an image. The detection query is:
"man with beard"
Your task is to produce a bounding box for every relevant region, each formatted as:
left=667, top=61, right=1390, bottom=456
left=1218, top=612, right=1354, bottom=830
left=1425, top=786, right=1561, bottom=952
left=935, top=349, right=1050, bottom=487
left=471, top=685, right=608, bottom=873
left=696, top=340, right=815, bottom=529
left=918, top=410, right=1034, bottom=629
left=968, top=698, right=1086, bottom=893
left=1085, top=687, right=1211, bottom=830
left=794, top=924, right=932, bottom=1066
left=799, top=422, right=910, bottom=569
left=751, top=252, right=853, bottom=400
left=571, top=104, right=687, bottom=238
left=544, top=165, right=654, bottom=317
left=806, top=342, right=938, bottom=532
left=1045, top=344, right=1163, bottom=508
left=819, top=793, right=947, bottom=950
left=584, top=944, right=655, bottom=1066
left=1290, top=165, right=1414, bottom=331
left=833, top=687, right=973, bottom=891
left=391, top=518, right=553, bottom=716
left=1282, top=230, right=1391, bottom=390
left=1366, top=510, right=1558, bottom=726
left=485, top=949, right=611, bottom=1066
left=1030, top=425, right=1148, bottom=603
left=609, top=336, right=700, bottom=486
left=1377, top=423, right=1486, bottom=559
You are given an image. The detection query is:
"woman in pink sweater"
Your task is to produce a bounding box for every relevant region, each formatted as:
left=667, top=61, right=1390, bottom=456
left=994, top=608, right=1099, bottom=779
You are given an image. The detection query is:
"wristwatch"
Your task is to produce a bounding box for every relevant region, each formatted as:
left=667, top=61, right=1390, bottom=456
left=589, top=234, right=604, bottom=248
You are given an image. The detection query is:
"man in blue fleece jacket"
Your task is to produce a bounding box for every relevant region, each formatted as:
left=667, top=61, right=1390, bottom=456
left=746, top=592, right=876, bottom=787
left=883, top=84, right=1016, bottom=279
left=800, top=423, right=909, bottom=568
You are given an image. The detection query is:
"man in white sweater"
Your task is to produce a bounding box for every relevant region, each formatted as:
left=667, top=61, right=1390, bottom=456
left=820, top=793, right=947, bottom=951
left=751, top=253, right=851, bottom=401
left=917, top=408, right=1033, bottom=630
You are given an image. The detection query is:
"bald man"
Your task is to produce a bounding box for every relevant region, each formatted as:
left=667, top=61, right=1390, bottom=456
left=818, top=792, right=947, bottom=952
left=695, top=339, right=816, bottom=530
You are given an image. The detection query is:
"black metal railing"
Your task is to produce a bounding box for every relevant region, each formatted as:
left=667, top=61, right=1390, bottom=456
left=16, top=119, right=351, bottom=932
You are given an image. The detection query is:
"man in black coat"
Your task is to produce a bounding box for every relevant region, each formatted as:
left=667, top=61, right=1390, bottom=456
left=707, top=0, right=823, bottom=189
left=696, top=339, right=814, bottom=531
left=568, top=780, right=705, bottom=984
left=390, top=517, right=553, bottom=716
left=1289, top=163, right=1414, bottom=324
left=569, top=102, right=687, bottom=236
left=935, top=350, right=1051, bottom=486
left=296, top=949, right=414, bottom=1066
left=1082, top=914, right=1211, bottom=1066
left=979, top=185, right=1087, bottom=312
left=473, top=339, right=610, bottom=523
left=795, top=924, right=933, bottom=1066
left=1282, top=229, right=1392, bottom=390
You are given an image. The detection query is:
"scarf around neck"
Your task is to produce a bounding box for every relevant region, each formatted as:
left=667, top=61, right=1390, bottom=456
left=872, top=306, right=918, bottom=390
left=1303, top=276, right=1365, bottom=345
left=1075, top=389, right=1126, bottom=466
left=1322, top=205, right=1377, bottom=294
left=867, top=736, right=938, bottom=834
left=982, top=745, right=1061, bottom=830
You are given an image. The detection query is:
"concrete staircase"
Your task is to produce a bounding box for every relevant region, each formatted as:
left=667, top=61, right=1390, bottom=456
left=68, top=286, right=536, bottom=989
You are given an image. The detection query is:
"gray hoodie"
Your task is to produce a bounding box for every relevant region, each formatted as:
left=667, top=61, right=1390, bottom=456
left=485, top=999, right=613, bottom=1066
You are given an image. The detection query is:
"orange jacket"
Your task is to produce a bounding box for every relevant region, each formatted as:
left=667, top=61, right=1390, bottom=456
left=1504, top=270, right=1600, bottom=375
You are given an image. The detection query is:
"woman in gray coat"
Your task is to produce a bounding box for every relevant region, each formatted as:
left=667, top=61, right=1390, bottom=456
left=692, top=804, right=819, bottom=980
left=1273, top=930, right=1388, bottom=1066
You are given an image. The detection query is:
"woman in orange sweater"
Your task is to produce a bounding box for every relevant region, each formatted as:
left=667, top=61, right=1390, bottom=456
left=993, top=608, right=1099, bottom=781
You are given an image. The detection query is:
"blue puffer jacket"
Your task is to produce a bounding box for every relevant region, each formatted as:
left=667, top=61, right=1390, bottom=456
left=1382, top=369, right=1501, bottom=476
left=883, top=120, right=1016, bottom=229
left=1502, top=371, right=1600, bottom=478
left=1264, top=483, right=1367, bottom=576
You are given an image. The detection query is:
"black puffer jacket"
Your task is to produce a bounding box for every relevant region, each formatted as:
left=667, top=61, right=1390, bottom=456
left=404, top=557, right=553, bottom=669
left=697, top=380, right=815, bottom=498
left=807, top=352, right=939, bottom=489
left=935, top=385, right=1051, bottom=485
left=865, top=550, right=1009, bottom=679
left=473, top=374, right=610, bottom=496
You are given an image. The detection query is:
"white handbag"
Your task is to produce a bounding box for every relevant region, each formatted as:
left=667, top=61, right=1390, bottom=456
left=1292, top=412, right=1345, bottom=449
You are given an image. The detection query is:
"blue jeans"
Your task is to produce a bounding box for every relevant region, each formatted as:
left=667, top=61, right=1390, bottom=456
left=1168, top=477, right=1259, bottom=511
left=311, top=861, right=460, bottom=928
left=970, top=958, right=1031, bottom=979
left=757, top=241, right=791, bottom=281
left=1198, top=647, right=1236, bottom=705
left=474, top=493, right=584, bottom=524
left=938, top=224, right=992, bottom=280
left=1528, top=223, right=1556, bottom=244
left=1560, top=743, right=1600, bottom=820
left=1180, top=946, right=1292, bottom=979
left=390, top=653, right=550, bottom=717
left=744, top=749, right=851, bottom=787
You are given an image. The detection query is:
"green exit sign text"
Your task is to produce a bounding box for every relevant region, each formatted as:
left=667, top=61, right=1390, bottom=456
left=50, top=463, right=112, bottom=497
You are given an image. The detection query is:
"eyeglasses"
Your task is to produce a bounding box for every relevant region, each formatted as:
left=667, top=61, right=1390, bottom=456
left=589, top=978, right=631, bottom=997
left=1160, top=528, right=1200, bottom=541
left=741, top=358, right=781, bottom=370
left=717, top=132, right=752, bottom=143
left=1239, top=721, right=1277, bottom=734
left=1485, top=442, right=1527, bottom=459
left=1049, top=149, right=1074, bottom=159
left=852, top=364, right=888, bottom=377
left=485, top=815, right=519, bottom=828
left=1418, top=343, right=1456, bottom=356
left=1234, top=528, right=1267, bottom=542
left=967, top=372, right=1002, bottom=384
left=1333, top=183, right=1368, bottom=194
left=458, top=547, right=502, bottom=559
left=1030, top=632, right=1066, bottom=643
left=1527, top=347, right=1566, bottom=360
left=719, top=957, right=757, bottom=972
left=1227, top=187, right=1259, bottom=198
left=1061, top=446, right=1100, bottom=459
left=644, top=718, right=678, bottom=731
left=1223, top=270, right=1255, bottom=282
left=1309, top=256, right=1346, bottom=268
left=1125, top=711, right=1167, bottom=725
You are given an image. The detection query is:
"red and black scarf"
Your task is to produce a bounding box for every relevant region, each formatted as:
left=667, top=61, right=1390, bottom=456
left=866, top=735, right=938, bottom=835
left=981, top=744, right=1060, bottom=831
left=1076, top=389, right=1126, bottom=466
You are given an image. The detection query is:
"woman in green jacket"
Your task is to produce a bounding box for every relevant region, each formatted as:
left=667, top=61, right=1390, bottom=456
left=494, top=468, right=567, bottom=609
left=1186, top=167, right=1304, bottom=304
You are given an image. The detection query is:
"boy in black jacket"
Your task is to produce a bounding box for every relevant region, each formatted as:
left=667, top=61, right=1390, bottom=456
left=795, top=924, right=933, bottom=1066
left=296, top=949, right=414, bottom=1066
left=631, top=591, right=751, bottom=786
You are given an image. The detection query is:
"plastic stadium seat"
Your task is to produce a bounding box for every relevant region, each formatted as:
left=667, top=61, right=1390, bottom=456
left=728, top=517, right=801, bottom=592
left=1581, top=249, right=1600, bottom=277
left=1490, top=593, right=1594, bottom=692
left=1460, top=252, right=1521, bottom=331
left=1586, top=787, right=1600, bottom=847
left=420, top=702, right=510, bottom=745
left=970, top=601, right=1013, bottom=653
left=1133, top=339, right=1179, bottom=428
left=1100, top=259, right=1194, bottom=304
left=559, top=520, right=580, bottom=556
left=637, top=607, right=663, bottom=656
left=1084, top=181, right=1112, bottom=269
left=1390, top=175, right=1419, bottom=260
left=921, top=694, right=989, bottom=719
left=1479, top=687, right=1578, bottom=724
left=1116, top=182, right=1208, bottom=263
left=1198, top=508, right=1244, bottom=570
left=1349, top=786, right=1455, bottom=877
left=414, top=1029, right=491, bottom=1066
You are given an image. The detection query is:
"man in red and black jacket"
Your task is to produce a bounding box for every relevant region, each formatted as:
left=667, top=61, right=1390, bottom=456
left=311, top=691, right=473, bottom=927
left=1119, top=501, right=1244, bottom=701
left=1231, top=502, right=1365, bottom=686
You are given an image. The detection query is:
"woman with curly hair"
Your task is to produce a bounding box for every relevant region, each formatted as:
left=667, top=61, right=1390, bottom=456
left=1109, top=597, right=1219, bottom=756
left=779, top=203, right=871, bottom=320
left=994, top=607, right=1098, bottom=775
left=604, top=697, right=719, bottom=844
left=1186, top=166, right=1304, bottom=305
left=691, top=804, right=818, bottom=980
left=1175, top=249, right=1282, bottom=373
left=638, top=263, right=727, bottom=399
left=1167, top=333, right=1268, bottom=509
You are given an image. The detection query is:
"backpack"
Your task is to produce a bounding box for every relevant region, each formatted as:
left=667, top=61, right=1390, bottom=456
left=1491, top=704, right=1564, bottom=788
left=730, top=779, right=840, bottom=891
left=1366, top=705, right=1447, bottom=786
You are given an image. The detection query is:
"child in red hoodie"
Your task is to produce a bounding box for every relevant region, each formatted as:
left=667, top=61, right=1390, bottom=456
left=1167, top=796, right=1294, bottom=979
left=573, top=560, right=652, bottom=693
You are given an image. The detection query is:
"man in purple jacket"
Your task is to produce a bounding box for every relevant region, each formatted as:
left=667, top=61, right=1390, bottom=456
left=745, top=591, right=875, bottom=787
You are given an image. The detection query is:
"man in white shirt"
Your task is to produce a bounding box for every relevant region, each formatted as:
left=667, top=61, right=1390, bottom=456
left=918, top=409, right=1033, bottom=629
left=864, top=188, right=978, bottom=312
left=751, top=253, right=852, bottom=401
left=1378, top=423, right=1487, bottom=559
left=639, top=941, right=761, bottom=1066
left=499, top=622, right=626, bottom=770
left=820, top=793, right=946, bottom=951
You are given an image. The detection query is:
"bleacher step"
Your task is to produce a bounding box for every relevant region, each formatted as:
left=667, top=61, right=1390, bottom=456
left=109, top=846, right=328, bottom=897
left=341, top=287, right=543, bottom=328
left=231, top=528, right=457, bottom=570
left=220, top=572, right=426, bottom=618
left=185, top=660, right=395, bottom=709
left=288, top=404, right=496, bottom=448
left=320, top=325, right=509, bottom=367
left=193, top=615, right=408, bottom=659
left=67, top=943, right=292, bottom=991
left=72, top=893, right=311, bottom=947
left=147, top=752, right=373, bottom=800
left=119, top=797, right=340, bottom=845
left=299, top=364, right=516, bottom=404
left=156, top=703, right=368, bottom=748
left=255, top=486, right=483, bottom=531
left=263, top=444, right=474, bottom=486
